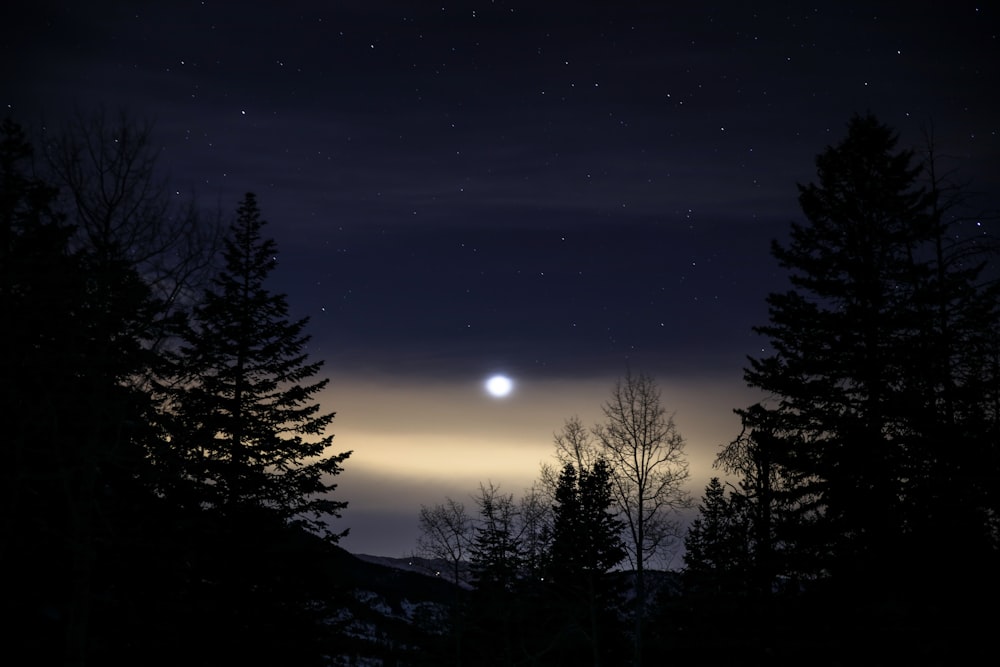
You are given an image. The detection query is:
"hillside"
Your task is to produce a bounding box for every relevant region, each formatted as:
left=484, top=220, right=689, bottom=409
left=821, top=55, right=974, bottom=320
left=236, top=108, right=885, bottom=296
left=325, top=547, right=464, bottom=665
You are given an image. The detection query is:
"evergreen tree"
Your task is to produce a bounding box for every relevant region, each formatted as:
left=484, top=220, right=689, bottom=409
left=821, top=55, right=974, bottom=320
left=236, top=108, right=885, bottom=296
left=154, top=192, right=350, bottom=664
left=716, top=403, right=812, bottom=593
left=469, top=483, right=523, bottom=593
left=549, top=461, right=626, bottom=581
left=1, top=117, right=81, bottom=663
left=743, top=114, right=999, bottom=653
left=159, top=192, right=349, bottom=534
left=466, top=483, right=524, bottom=666
left=549, top=374, right=691, bottom=666
left=902, top=134, right=1000, bottom=577
left=0, top=118, right=74, bottom=511
left=547, top=460, right=626, bottom=666
left=1, top=115, right=195, bottom=665
left=682, top=478, right=749, bottom=596
left=745, top=114, right=940, bottom=583
left=517, top=484, right=553, bottom=582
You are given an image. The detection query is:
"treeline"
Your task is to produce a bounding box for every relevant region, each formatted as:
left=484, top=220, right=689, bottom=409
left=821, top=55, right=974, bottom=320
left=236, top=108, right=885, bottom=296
left=680, top=114, right=1000, bottom=663
left=416, top=115, right=1000, bottom=666
left=5, top=107, right=998, bottom=666
left=2, top=112, right=350, bottom=666
left=415, top=372, right=689, bottom=666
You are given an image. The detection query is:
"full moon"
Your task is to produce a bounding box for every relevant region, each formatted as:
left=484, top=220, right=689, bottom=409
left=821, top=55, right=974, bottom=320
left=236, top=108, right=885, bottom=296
left=485, top=374, right=513, bottom=398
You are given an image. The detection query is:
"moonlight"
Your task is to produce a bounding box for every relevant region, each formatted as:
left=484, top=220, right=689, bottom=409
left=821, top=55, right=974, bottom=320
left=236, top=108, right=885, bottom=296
left=485, top=374, right=513, bottom=398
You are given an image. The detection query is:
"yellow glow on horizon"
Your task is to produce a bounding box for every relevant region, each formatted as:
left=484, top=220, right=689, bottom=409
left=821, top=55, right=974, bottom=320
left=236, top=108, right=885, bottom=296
left=323, top=372, right=755, bottom=483
left=346, top=432, right=547, bottom=480
left=317, top=371, right=761, bottom=555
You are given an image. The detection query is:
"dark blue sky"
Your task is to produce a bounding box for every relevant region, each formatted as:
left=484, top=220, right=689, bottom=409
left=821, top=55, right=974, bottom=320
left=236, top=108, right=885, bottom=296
left=6, top=0, right=999, bottom=555
left=9, top=1, right=997, bottom=382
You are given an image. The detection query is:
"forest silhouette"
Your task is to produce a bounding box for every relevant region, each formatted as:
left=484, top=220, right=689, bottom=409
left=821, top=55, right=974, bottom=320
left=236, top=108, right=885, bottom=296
left=2, top=110, right=997, bottom=665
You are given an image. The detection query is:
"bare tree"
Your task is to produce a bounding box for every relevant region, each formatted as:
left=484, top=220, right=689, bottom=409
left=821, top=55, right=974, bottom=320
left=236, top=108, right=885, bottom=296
left=555, top=415, right=599, bottom=469
left=550, top=378, right=690, bottom=557
left=541, top=415, right=599, bottom=502
left=550, top=372, right=690, bottom=667
left=416, top=497, right=473, bottom=589
left=42, top=108, right=222, bottom=344
left=416, top=496, right=473, bottom=666
left=29, top=109, right=222, bottom=665
left=595, top=372, right=691, bottom=566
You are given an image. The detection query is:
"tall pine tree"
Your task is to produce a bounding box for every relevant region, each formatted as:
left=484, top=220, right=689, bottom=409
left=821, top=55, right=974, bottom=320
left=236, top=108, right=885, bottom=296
left=743, top=114, right=999, bottom=655
left=745, top=114, right=940, bottom=584
left=154, top=192, right=350, bottom=665
left=547, top=459, right=626, bottom=666
left=466, top=483, right=524, bottom=666
left=2, top=116, right=185, bottom=665
left=159, top=192, right=349, bottom=533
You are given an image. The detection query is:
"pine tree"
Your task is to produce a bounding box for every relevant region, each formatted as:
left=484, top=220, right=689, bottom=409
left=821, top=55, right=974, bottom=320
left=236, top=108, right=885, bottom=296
left=549, top=374, right=691, bottom=666
left=466, top=483, right=524, bottom=666
left=744, top=114, right=941, bottom=583
left=903, top=135, right=1000, bottom=577
left=716, top=403, right=813, bottom=594
left=682, top=477, right=748, bottom=596
left=549, top=460, right=626, bottom=582
left=470, top=483, right=522, bottom=593
left=159, top=192, right=349, bottom=535
left=547, top=460, right=626, bottom=666
left=0, top=118, right=75, bottom=506
left=1, top=117, right=82, bottom=663
left=154, top=192, right=350, bottom=664
left=2, top=116, right=184, bottom=665
left=744, top=114, right=1000, bottom=646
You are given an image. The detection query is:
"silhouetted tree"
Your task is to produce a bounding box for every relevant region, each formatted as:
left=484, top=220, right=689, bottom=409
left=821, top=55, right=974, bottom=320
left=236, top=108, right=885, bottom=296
left=1, top=115, right=190, bottom=665
left=0, top=110, right=230, bottom=665
left=419, top=482, right=555, bottom=666
left=465, top=483, right=524, bottom=665
left=417, top=497, right=474, bottom=589
left=594, top=371, right=690, bottom=666
left=743, top=113, right=999, bottom=656
left=550, top=415, right=597, bottom=472
left=683, top=477, right=750, bottom=596
left=1, top=116, right=82, bottom=664
left=157, top=192, right=349, bottom=532
left=43, top=109, right=220, bottom=322
left=517, top=483, right=552, bottom=580
left=417, top=497, right=473, bottom=665
left=547, top=459, right=626, bottom=666
left=903, top=128, right=1000, bottom=577
left=715, top=403, right=816, bottom=594
left=546, top=375, right=690, bottom=666
left=469, top=483, right=522, bottom=591
left=0, top=117, right=72, bottom=524
left=154, top=192, right=350, bottom=664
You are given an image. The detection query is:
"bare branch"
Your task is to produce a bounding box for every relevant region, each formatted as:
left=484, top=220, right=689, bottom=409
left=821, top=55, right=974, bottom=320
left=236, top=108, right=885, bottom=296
left=416, top=497, right=473, bottom=588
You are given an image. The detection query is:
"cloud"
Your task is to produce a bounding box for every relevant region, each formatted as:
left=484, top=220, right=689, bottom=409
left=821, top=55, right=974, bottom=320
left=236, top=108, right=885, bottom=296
left=322, top=371, right=759, bottom=556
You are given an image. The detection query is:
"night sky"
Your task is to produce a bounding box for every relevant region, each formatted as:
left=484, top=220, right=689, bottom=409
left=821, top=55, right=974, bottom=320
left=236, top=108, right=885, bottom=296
left=6, top=1, right=998, bottom=558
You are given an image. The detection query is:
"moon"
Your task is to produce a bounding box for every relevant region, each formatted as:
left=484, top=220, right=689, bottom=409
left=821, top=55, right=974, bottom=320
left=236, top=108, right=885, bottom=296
left=485, top=374, right=513, bottom=398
